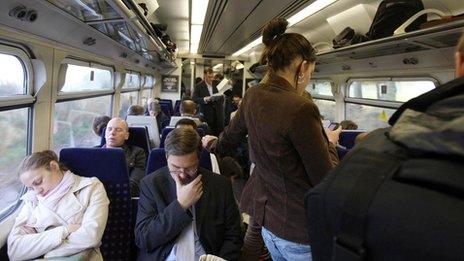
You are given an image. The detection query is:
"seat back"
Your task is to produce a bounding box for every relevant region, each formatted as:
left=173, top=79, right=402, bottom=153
left=101, top=127, right=151, bottom=154
left=174, top=100, right=181, bottom=115
left=159, top=127, right=175, bottom=148
left=60, top=148, right=132, bottom=260
left=339, top=130, right=366, bottom=150
left=146, top=148, right=212, bottom=175
left=159, top=103, right=172, bottom=117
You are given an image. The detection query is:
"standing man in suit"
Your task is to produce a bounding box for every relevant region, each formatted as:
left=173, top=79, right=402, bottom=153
left=193, top=67, right=222, bottom=135
left=135, top=128, right=243, bottom=261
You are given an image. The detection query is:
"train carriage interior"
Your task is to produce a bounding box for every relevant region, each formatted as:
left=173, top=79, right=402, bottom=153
left=0, top=0, right=463, bottom=260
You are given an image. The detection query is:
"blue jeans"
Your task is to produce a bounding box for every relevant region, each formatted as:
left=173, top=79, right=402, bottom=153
left=261, top=227, right=312, bottom=261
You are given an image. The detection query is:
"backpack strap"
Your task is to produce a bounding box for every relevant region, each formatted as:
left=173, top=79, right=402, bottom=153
left=332, top=149, right=401, bottom=261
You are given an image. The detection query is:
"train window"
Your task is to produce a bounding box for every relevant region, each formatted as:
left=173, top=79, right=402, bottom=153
left=345, top=78, right=435, bottom=130
left=119, top=91, right=139, bottom=118
left=306, top=80, right=336, bottom=122
left=0, top=53, right=26, bottom=96
left=0, top=108, right=30, bottom=211
left=141, top=89, right=152, bottom=106
left=144, top=75, right=154, bottom=88
left=60, top=63, right=113, bottom=92
left=314, top=100, right=336, bottom=122
left=307, top=81, right=333, bottom=97
left=348, top=79, right=435, bottom=103
left=346, top=104, right=395, bottom=130
left=0, top=46, right=32, bottom=214
left=122, top=71, right=141, bottom=89
left=53, top=95, right=112, bottom=152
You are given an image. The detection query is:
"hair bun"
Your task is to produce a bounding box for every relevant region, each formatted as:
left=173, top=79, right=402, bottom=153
left=262, top=18, right=288, bottom=46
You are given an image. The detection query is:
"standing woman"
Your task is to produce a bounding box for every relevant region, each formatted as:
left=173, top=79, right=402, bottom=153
left=8, top=150, right=109, bottom=260
left=203, top=18, right=340, bottom=260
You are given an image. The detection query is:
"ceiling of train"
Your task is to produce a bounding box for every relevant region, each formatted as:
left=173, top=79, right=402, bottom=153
left=154, top=0, right=464, bottom=57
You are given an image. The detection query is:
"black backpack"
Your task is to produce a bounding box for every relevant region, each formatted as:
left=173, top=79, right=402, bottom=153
left=367, top=0, right=426, bottom=40
left=333, top=27, right=368, bottom=49
left=306, top=77, right=464, bottom=261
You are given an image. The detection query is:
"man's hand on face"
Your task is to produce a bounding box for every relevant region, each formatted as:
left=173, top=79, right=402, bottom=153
left=172, top=174, right=203, bottom=210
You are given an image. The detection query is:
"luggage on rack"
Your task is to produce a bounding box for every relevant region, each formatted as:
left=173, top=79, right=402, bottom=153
left=367, top=0, right=426, bottom=40
left=332, top=27, right=368, bottom=49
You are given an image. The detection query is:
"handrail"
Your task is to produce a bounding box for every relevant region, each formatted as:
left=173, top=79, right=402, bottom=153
left=394, top=9, right=447, bottom=36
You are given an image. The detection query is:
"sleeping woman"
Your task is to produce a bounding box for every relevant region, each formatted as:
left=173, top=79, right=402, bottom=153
left=7, top=150, right=109, bottom=260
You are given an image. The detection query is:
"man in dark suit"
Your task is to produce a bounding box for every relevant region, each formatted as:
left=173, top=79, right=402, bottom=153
left=193, top=67, right=223, bottom=135
left=135, top=128, right=243, bottom=261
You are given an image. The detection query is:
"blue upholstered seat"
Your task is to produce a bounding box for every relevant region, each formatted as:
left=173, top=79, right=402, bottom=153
left=145, top=148, right=212, bottom=175
left=160, top=102, right=172, bottom=117
left=174, top=100, right=181, bottom=115
left=159, top=127, right=175, bottom=148
left=339, top=130, right=366, bottom=150
left=101, top=126, right=151, bottom=155
left=60, top=148, right=133, bottom=260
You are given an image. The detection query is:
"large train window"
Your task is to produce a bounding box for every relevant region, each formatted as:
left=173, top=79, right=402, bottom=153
left=53, top=96, right=112, bottom=151
left=119, top=91, right=139, bottom=118
left=141, top=75, right=154, bottom=106
left=0, top=46, right=33, bottom=213
left=307, top=80, right=335, bottom=122
left=53, top=59, right=114, bottom=152
left=59, top=61, right=113, bottom=92
left=345, top=78, right=436, bottom=130
left=122, top=71, right=141, bottom=89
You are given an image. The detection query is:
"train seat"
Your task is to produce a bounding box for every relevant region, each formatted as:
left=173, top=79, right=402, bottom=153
left=60, top=148, right=133, bottom=260
left=159, top=127, right=175, bottom=148
left=339, top=130, right=366, bottom=150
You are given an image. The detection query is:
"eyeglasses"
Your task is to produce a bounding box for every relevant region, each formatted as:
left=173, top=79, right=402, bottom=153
left=169, top=167, right=198, bottom=176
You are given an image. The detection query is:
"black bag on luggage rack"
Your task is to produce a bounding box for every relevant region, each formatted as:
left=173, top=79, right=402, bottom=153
left=333, top=27, right=368, bottom=49
left=367, top=0, right=426, bottom=40
left=306, top=76, right=464, bottom=261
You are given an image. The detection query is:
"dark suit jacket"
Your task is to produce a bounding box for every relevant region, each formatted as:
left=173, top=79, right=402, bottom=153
left=193, top=81, right=222, bottom=134
left=135, top=167, right=243, bottom=260
left=212, top=72, right=339, bottom=244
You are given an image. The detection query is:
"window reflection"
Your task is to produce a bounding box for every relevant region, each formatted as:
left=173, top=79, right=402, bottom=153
left=53, top=96, right=112, bottom=151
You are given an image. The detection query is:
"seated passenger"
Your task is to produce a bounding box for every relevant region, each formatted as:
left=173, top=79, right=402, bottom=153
left=127, top=105, right=146, bottom=116
left=100, top=117, right=147, bottom=196
left=8, top=150, right=109, bottom=261
left=340, top=120, right=358, bottom=130
left=180, top=100, right=211, bottom=133
left=92, top=115, right=111, bottom=138
left=147, top=99, right=169, bottom=132
left=135, top=128, right=243, bottom=261
left=175, top=118, right=197, bottom=130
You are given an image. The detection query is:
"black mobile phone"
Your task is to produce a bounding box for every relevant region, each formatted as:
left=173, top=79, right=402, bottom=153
left=328, top=123, right=340, bottom=130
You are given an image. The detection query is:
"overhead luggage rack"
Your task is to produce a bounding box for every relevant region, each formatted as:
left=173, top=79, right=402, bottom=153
left=316, top=18, right=464, bottom=65
left=45, top=0, right=176, bottom=67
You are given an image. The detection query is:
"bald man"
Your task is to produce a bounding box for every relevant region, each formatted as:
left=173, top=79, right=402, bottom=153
left=101, top=118, right=147, bottom=196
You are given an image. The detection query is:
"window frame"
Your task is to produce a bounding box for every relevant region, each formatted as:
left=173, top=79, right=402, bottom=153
left=122, top=70, right=142, bottom=91
left=56, top=58, right=115, bottom=99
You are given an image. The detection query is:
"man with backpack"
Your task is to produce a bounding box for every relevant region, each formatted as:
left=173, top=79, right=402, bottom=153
left=306, top=33, right=464, bottom=261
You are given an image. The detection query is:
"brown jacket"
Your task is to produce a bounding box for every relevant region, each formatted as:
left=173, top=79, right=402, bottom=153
left=213, top=72, right=339, bottom=244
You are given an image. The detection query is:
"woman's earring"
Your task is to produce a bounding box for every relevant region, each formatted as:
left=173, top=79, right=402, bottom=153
left=298, top=74, right=305, bottom=84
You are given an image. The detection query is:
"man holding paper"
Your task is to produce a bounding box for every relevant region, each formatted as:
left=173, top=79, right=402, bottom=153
left=193, top=67, right=224, bottom=135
